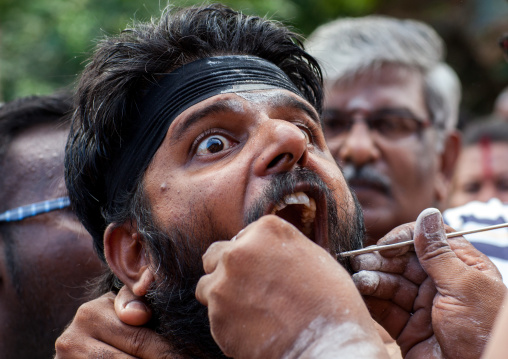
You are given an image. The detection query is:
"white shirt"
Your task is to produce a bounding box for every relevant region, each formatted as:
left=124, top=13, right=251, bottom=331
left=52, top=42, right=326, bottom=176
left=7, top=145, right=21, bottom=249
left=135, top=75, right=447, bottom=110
left=443, top=198, right=508, bottom=286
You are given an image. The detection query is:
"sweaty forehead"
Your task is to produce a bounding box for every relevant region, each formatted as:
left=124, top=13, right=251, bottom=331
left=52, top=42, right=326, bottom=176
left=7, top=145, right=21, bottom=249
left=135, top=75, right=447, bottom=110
left=169, top=89, right=320, bottom=140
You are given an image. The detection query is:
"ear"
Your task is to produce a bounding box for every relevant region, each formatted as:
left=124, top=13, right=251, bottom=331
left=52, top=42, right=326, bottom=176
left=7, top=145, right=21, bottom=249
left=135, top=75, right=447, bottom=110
left=104, top=221, right=154, bottom=296
left=435, top=130, right=462, bottom=205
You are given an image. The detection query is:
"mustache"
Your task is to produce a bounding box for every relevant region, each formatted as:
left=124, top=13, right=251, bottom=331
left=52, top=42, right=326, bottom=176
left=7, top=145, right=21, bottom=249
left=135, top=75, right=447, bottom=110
left=244, top=167, right=364, bottom=272
left=342, top=164, right=392, bottom=195
left=244, top=167, right=332, bottom=225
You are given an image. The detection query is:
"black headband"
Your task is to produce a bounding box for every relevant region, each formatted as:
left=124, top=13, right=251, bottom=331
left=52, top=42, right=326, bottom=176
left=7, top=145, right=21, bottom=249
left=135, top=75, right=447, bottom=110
left=106, top=55, right=304, bottom=210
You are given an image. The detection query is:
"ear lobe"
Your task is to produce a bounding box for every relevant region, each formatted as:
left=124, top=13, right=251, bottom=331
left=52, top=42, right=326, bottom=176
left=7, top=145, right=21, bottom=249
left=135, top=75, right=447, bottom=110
left=435, top=130, right=462, bottom=205
left=104, top=222, right=154, bottom=296
left=440, top=130, right=461, bottom=180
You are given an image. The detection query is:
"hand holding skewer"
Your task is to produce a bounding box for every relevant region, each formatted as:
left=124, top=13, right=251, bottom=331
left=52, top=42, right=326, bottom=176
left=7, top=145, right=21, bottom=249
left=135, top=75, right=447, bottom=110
left=338, top=222, right=508, bottom=258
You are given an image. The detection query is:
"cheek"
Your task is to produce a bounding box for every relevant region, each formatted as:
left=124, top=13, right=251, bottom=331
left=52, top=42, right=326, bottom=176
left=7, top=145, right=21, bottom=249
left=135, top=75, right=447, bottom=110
left=388, top=142, right=437, bottom=184
left=147, top=168, right=247, bottom=232
left=311, top=158, right=355, bottom=215
left=14, top=225, right=102, bottom=289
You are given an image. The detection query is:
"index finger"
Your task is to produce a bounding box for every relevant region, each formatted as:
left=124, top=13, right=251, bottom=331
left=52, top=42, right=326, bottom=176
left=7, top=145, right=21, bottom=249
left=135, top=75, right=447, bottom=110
left=377, top=222, right=416, bottom=257
left=352, top=251, right=427, bottom=285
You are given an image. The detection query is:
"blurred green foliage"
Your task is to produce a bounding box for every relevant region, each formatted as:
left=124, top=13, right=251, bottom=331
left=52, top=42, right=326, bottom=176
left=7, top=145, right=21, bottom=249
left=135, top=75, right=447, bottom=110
left=0, top=0, right=506, bottom=116
left=0, top=0, right=377, bottom=102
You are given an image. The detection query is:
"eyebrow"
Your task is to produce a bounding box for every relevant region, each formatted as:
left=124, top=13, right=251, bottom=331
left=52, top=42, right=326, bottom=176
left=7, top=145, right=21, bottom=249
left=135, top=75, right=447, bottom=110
left=374, top=107, right=426, bottom=122
left=270, top=95, right=321, bottom=125
left=170, top=94, right=320, bottom=141
left=323, top=107, right=425, bottom=122
left=170, top=100, right=239, bottom=141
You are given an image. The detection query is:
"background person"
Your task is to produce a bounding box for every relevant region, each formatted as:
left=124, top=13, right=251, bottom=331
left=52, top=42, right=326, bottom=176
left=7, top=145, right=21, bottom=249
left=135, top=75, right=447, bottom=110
left=305, top=15, right=461, bottom=247
left=0, top=93, right=104, bottom=358
left=444, top=118, right=508, bottom=284
left=494, top=86, right=508, bottom=120
left=448, top=118, right=508, bottom=207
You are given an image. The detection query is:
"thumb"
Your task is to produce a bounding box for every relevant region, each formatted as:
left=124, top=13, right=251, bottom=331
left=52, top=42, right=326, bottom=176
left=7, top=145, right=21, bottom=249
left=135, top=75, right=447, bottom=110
left=414, top=208, right=465, bottom=289
left=114, top=285, right=152, bottom=326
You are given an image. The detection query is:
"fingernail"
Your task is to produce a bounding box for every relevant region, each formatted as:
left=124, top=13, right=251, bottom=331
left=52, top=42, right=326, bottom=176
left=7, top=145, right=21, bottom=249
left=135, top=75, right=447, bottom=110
left=420, top=208, right=442, bottom=235
left=125, top=300, right=148, bottom=312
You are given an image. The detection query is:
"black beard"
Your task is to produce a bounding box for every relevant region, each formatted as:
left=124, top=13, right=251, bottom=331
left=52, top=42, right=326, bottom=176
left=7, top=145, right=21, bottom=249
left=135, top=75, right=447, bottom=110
left=245, top=167, right=364, bottom=273
left=137, top=169, right=364, bottom=358
left=138, top=214, right=228, bottom=359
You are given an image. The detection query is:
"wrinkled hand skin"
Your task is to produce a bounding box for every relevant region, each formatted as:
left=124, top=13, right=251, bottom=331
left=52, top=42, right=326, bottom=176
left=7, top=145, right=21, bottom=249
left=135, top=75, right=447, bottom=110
left=54, top=287, right=176, bottom=359
left=196, top=215, right=389, bottom=359
left=352, top=208, right=507, bottom=359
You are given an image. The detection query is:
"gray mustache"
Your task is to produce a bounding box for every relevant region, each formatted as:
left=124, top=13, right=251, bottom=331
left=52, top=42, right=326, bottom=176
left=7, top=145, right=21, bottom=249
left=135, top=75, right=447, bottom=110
left=342, top=164, right=392, bottom=195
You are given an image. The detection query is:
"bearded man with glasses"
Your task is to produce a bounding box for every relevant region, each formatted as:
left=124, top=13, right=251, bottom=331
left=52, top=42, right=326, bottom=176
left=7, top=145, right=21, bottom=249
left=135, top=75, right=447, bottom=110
left=0, top=94, right=104, bottom=359
left=306, top=16, right=462, bottom=248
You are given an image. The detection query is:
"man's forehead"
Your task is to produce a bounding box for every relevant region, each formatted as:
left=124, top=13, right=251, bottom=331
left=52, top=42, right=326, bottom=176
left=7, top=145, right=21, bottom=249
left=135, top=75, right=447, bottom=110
left=324, top=67, right=426, bottom=112
left=235, top=90, right=319, bottom=119
left=169, top=89, right=320, bottom=139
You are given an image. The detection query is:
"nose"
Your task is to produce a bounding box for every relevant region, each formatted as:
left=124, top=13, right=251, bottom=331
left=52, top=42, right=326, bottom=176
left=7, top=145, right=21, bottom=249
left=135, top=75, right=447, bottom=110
left=253, top=120, right=309, bottom=177
left=333, top=121, right=380, bottom=166
left=476, top=183, right=497, bottom=203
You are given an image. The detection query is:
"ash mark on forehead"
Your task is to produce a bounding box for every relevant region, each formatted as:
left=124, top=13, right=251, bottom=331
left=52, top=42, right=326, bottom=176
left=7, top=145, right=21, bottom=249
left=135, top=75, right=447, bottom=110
left=236, top=90, right=320, bottom=125
left=235, top=89, right=288, bottom=104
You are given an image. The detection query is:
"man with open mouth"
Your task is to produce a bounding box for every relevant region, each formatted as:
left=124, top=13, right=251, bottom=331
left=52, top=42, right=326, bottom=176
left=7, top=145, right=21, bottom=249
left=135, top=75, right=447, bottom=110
left=58, top=4, right=382, bottom=358
left=56, top=4, right=505, bottom=359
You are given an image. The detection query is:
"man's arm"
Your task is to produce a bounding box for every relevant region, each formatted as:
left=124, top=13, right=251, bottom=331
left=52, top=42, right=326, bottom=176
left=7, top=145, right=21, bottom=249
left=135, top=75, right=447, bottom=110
left=54, top=288, right=176, bottom=359
left=195, top=215, right=389, bottom=359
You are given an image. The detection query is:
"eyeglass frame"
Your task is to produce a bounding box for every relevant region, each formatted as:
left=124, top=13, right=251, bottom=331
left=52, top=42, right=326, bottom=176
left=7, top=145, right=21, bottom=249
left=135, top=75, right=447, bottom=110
left=322, top=107, right=431, bottom=141
left=0, top=197, right=71, bottom=223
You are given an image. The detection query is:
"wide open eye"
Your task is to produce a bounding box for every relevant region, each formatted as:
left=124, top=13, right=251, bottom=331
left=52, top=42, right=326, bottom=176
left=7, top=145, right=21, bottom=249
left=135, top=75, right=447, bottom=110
left=196, top=134, right=233, bottom=156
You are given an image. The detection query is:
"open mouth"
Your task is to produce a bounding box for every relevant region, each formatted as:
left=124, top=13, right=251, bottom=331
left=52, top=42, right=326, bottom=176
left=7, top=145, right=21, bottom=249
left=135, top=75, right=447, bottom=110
left=270, top=191, right=320, bottom=243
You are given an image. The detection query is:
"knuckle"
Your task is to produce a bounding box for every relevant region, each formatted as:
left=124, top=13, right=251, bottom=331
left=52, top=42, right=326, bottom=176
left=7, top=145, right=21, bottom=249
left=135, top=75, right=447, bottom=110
left=419, top=239, right=451, bottom=261
left=55, top=332, right=76, bottom=354
left=75, top=301, right=99, bottom=322
left=221, top=244, right=248, bottom=268
left=257, top=214, right=288, bottom=231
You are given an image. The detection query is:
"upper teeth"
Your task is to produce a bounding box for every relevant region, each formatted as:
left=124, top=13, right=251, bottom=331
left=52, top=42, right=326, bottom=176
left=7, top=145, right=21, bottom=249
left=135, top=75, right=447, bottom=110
left=272, top=192, right=312, bottom=212
left=271, top=192, right=317, bottom=236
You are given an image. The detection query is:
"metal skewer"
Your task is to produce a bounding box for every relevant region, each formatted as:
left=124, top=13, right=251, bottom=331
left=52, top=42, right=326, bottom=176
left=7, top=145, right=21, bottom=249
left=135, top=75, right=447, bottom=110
left=338, top=222, right=508, bottom=258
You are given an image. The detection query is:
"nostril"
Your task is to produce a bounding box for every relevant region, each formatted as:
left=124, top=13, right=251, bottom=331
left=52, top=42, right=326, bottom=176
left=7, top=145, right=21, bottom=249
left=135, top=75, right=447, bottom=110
left=267, top=153, right=294, bottom=169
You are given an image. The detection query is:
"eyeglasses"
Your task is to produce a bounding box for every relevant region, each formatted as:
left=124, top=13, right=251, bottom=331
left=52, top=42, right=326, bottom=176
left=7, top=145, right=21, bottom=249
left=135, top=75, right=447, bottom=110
left=322, top=108, right=430, bottom=141
left=0, top=197, right=70, bottom=223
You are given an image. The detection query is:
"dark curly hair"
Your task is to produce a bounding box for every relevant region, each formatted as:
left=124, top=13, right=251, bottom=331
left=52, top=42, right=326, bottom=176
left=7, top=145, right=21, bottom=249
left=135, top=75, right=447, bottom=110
left=65, top=3, right=323, bottom=261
